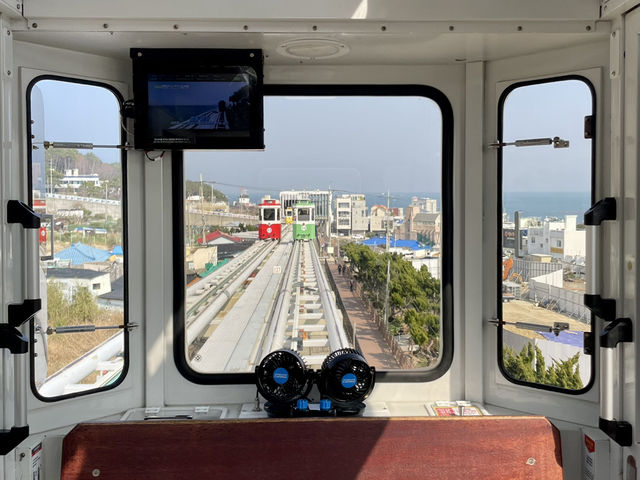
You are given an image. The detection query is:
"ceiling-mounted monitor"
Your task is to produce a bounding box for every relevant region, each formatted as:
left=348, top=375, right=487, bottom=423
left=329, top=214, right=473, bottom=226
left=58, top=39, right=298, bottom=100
left=130, top=48, right=264, bottom=150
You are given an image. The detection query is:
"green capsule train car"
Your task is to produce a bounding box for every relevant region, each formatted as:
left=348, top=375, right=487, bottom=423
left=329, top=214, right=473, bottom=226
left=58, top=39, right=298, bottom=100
left=292, top=201, right=316, bottom=241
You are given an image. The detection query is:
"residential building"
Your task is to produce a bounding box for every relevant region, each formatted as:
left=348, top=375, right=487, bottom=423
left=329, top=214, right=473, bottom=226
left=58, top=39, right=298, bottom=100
left=98, top=276, right=124, bottom=311
left=412, top=212, right=441, bottom=245
left=186, top=246, right=218, bottom=272
left=350, top=195, right=368, bottom=235
left=197, top=230, right=243, bottom=246
left=47, top=268, right=111, bottom=300
left=369, top=205, right=391, bottom=234
left=335, top=194, right=352, bottom=235
left=410, top=196, right=438, bottom=213
left=334, top=194, right=368, bottom=236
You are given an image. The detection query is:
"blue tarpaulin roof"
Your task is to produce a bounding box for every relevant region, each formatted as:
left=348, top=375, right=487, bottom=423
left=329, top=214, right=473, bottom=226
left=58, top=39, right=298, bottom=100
left=55, top=242, right=112, bottom=266
left=111, top=245, right=123, bottom=255
left=540, top=330, right=584, bottom=348
left=360, top=237, right=430, bottom=251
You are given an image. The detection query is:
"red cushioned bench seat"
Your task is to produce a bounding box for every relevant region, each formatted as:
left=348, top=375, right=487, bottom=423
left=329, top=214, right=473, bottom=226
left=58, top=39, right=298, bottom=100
left=61, top=416, right=563, bottom=480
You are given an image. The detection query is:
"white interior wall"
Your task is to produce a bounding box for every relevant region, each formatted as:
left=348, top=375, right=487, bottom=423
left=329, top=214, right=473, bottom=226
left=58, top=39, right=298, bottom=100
left=163, top=63, right=469, bottom=405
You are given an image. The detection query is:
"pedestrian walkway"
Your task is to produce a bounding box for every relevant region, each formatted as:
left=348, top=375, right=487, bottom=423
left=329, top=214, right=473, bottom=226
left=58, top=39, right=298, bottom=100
left=327, top=262, right=399, bottom=369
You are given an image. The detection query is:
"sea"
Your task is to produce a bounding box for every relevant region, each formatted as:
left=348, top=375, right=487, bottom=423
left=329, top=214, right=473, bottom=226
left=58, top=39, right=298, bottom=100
left=215, top=187, right=591, bottom=221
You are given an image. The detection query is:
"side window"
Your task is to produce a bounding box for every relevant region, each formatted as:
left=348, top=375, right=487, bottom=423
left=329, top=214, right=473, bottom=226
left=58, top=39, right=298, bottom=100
left=28, top=78, right=127, bottom=399
left=499, top=78, right=593, bottom=392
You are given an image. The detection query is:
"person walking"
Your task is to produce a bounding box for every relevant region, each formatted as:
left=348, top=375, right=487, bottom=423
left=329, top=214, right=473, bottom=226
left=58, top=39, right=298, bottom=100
left=349, top=279, right=354, bottom=292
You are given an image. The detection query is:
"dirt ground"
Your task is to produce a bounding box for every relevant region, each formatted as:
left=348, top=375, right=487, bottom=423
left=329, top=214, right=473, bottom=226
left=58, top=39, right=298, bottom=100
left=46, top=311, right=124, bottom=380
left=502, top=299, right=589, bottom=340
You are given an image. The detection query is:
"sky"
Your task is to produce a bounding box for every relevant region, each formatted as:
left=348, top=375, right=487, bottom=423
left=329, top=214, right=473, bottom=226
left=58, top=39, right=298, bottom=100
left=186, top=95, right=443, bottom=194
left=502, top=79, right=592, bottom=193
left=32, top=78, right=592, bottom=197
left=33, top=80, right=121, bottom=164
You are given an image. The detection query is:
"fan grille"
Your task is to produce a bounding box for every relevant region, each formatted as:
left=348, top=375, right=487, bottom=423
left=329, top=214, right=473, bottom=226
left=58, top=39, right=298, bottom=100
left=319, top=349, right=375, bottom=405
left=256, top=350, right=311, bottom=404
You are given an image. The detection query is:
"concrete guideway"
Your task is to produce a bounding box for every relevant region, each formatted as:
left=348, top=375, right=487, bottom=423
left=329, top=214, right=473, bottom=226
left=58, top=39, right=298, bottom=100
left=185, top=240, right=276, bottom=345
left=190, top=235, right=352, bottom=372
left=193, top=232, right=295, bottom=372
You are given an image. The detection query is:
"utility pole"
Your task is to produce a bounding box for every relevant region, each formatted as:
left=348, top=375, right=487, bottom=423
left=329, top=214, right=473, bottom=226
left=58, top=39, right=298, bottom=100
left=385, top=189, right=391, bottom=252
left=383, top=257, right=390, bottom=323
left=383, top=190, right=391, bottom=323
left=200, top=173, right=206, bottom=246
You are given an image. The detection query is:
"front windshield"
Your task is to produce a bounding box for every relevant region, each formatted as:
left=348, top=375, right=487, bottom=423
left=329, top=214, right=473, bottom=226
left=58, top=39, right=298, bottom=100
left=181, top=94, right=445, bottom=375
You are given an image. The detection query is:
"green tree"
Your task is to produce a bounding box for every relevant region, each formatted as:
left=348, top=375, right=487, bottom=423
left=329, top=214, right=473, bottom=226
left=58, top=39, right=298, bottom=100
left=70, top=286, right=99, bottom=323
left=47, top=282, right=70, bottom=327
left=503, top=343, right=583, bottom=389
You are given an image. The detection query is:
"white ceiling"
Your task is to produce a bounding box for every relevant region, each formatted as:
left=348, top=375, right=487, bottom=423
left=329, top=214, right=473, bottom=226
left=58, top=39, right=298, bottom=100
left=12, top=30, right=608, bottom=65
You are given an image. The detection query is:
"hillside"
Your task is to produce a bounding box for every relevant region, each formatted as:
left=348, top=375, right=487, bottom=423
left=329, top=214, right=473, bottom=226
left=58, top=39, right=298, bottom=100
left=185, top=180, right=228, bottom=202
left=45, top=148, right=120, bottom=180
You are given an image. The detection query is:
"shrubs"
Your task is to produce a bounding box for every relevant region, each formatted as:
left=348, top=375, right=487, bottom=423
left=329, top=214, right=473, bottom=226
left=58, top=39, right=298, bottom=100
left=503, top=343, right=583, bottom=389
left=47, top=282, right=100, bottom=326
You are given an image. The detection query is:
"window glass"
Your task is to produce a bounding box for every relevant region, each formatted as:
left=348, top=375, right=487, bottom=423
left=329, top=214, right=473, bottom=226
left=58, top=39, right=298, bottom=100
left=181, top=94, right=446, bottom=375
left=29, top=78, right=126, bottom=399
left=500, top=78, right=593, bottom=391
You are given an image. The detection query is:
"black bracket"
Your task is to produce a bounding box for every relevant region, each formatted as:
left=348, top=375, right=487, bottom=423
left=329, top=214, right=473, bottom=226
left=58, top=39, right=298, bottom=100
left=0, top=426, right=29, bottom=455
left=584, top=197, right=616, bottom=225
left=8, top=299, right=41, bottom=328
left=600, top=417, right=632, bottom=447
left=584, top=294, right=616, bottom=322
left=583, top=331, right=594, bottom=356
left=0, top=324, right=28, bottom=354
left=601, top=318, right=633, bottom=349
left=7, top=200, right=40, bottom=229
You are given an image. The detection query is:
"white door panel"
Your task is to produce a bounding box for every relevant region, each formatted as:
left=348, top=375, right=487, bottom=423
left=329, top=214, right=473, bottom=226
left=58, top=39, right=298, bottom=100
left=483, top=43, right=608, bottom=426
left=8, top=43, right=144, bottom=434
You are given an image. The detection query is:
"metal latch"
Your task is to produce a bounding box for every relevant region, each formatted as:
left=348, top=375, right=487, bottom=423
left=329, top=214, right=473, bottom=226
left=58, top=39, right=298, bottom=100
left=488, top=318, right=570, bottom=336
left=44, top=322, right=139, bottom=335
left=489, top=136, right=570, bottom=149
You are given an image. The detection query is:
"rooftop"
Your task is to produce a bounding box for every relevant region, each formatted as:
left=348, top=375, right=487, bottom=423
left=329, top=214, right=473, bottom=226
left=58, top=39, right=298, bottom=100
left=47, top=268, right=107, bottom=280
left=55, top=242, right=113, bottom=266
left=197, top=230, right=243, bottom=244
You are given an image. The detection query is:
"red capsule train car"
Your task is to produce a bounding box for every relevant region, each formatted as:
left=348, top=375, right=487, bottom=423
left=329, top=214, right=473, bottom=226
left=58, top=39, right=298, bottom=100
left=258, top=198, right=281, bottom=240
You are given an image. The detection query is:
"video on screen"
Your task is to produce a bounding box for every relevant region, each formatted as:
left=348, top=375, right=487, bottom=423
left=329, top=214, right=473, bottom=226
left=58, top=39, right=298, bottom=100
left=147, top=71, right=254, bottom=144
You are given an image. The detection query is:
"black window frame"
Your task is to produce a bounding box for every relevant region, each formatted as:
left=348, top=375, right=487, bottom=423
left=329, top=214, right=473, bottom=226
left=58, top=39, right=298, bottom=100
left=26, top=74, right=130, bottom=402
left=496, top=75, right=596, bottom=394
left=173, top=84, right=454, bottom=384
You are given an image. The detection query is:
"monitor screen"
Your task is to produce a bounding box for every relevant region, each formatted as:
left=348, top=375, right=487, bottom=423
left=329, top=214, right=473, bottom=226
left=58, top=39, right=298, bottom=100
left=131, top=49, right=263, bottom=150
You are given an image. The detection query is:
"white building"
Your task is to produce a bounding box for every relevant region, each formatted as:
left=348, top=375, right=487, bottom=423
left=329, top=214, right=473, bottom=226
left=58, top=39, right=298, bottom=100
left=335, top=194, right=368, bottom=236
left=336, top=194, right=352, bottom=235
left=369, top=205, right=391, bottom=234
left=410, top=196, right=438, bottom=213
left=237, top=192, right=251, bottom=206
left=527, top=215, right=585, bottom=260
left=60, top=168, right=101, bottom=190
left=350, top=195, right=368, bottom=235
